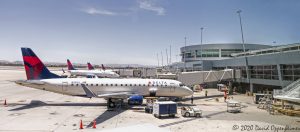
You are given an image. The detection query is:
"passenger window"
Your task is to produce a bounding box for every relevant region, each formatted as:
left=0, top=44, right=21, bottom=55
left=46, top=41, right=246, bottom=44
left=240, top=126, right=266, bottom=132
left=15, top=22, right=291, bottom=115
left=115, top=84, right=118, bottom=86
left=121, top=84, right=123, bottom=86
left=71, top=84, right=73, bottom=86
left=86, top=84, right=88, bottom=86
left=111, top=84, right=113, bottom=86
left=106, top=84, right=108, bottom=86
left=134, top=84, right=136, bottom=86
left=129, top=84, right=132, bottom=86
left=125, top=84, right=127, bottom=86
left=143, top=84, right=146, bottom=86
left=91, top=84, right=93, bottom=86
left=96, top=84, right=98, bottom=86
left=76, top=84, right=79, bottom=86
left=139, top=84, right=141, bottom=86
left=101, top=84, right=103, bottom=86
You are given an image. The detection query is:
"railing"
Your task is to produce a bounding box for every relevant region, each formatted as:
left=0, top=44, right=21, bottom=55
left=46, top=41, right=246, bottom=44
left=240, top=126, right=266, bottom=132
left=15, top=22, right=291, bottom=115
left=273, top=79, right=300, bottom=98
left=282, top=79, right=300, bottom=92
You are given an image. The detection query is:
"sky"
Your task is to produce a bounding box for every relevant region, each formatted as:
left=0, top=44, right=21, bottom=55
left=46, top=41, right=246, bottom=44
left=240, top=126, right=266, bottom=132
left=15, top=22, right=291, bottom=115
left=0, top=0, right=299, bottom=65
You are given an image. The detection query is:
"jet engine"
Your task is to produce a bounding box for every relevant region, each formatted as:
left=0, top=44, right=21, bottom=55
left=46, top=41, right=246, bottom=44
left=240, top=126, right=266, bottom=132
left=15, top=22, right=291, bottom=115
left=128, top=95, right=143, bottom=105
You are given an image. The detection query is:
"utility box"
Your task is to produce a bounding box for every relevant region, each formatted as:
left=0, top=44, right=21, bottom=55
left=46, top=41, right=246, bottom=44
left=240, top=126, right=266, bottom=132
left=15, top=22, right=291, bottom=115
left=153, top=101, right=177, bottom=118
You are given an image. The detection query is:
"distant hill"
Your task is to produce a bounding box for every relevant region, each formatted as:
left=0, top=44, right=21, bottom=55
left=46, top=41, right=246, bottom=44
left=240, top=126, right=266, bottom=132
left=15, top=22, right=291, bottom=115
left=0, top=60, right=155, bottom=68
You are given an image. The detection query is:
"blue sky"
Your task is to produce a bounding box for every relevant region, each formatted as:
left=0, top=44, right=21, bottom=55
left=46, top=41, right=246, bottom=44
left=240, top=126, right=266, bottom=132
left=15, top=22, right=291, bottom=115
left=0, top=0, right=299, bottom=65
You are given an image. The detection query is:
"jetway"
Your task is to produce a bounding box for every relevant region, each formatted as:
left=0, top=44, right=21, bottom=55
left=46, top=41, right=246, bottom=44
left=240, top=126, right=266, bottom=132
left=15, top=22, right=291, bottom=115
left=177, top=69, right=234, bottom=86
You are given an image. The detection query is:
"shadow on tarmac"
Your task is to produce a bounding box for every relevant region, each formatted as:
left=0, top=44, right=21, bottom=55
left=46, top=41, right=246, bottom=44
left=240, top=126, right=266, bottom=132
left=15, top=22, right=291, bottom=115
left=182, top=94, right=224, bottom=101
left=9, top=100, right=107, bottom=111
left=159, top=110, right=227, bottom=128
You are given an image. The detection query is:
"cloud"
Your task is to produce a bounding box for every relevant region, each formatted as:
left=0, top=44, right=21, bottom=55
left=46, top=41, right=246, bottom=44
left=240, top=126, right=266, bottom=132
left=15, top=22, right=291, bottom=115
left=82, top=7, right=117, bottom=16
left=138, top=0, right=166, bottom=15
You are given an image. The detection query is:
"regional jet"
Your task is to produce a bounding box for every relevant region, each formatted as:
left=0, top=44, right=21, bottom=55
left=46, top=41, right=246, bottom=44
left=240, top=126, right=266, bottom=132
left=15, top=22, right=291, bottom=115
left=67, top=59, right=119, bottom=78
left=15, top=48, right=193, bottom=109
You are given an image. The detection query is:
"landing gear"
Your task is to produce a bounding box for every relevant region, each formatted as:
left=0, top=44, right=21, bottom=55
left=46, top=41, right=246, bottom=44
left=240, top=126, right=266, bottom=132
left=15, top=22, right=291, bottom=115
left=107, top=98, right=125, bottom=111
left=107, top=98, right=116, bottom=111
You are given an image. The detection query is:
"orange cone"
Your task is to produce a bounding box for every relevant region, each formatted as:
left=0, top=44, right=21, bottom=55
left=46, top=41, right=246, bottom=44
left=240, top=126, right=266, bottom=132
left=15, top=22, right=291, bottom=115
left=92, top=120, right=96, bottom=129
left=79, top=120, right=83, bottom=129
left=4, top=99, right=7, bottom=106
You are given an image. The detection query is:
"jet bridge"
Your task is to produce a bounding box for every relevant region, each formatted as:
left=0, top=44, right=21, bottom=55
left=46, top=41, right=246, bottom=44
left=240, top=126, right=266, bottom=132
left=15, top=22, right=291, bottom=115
left=177, top=69, right=234, bottom=86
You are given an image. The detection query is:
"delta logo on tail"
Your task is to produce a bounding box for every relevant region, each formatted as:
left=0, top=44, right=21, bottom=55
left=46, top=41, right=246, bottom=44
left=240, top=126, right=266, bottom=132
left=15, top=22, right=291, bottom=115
left=67, top=59, right=76, bottom=70
left=87, top=62, right=94, bottom=70
left=21, top=47, right=60, bottom=80
left=101, top=64, right=106, bottom=71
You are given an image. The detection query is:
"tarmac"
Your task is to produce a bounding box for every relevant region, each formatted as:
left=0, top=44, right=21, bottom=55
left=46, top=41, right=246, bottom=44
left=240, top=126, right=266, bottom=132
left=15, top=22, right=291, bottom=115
left=0, top=66, right=300, bottom=132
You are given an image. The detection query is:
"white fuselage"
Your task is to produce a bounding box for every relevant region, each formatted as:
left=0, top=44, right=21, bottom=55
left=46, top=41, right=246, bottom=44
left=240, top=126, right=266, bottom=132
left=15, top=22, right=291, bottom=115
left=68, top=69, right=119, bottom=78
left=16, top=78, right=193, bottom=98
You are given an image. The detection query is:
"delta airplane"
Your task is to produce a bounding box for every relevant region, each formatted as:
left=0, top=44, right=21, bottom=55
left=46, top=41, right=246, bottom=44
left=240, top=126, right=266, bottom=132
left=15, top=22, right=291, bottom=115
left=67, top=59, right=119, bottom=78
left=15, top=48, right=193, bottom=108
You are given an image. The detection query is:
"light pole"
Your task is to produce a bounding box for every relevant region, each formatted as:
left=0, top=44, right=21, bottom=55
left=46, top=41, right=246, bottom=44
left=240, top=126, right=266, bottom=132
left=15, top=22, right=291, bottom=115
left=184, top=37, right=187, bottom=72
left=200, top=27, right=204, bottom=65
left=237, top=10, right=251, bottom=93
left=200, top=27, right=204, bottom=82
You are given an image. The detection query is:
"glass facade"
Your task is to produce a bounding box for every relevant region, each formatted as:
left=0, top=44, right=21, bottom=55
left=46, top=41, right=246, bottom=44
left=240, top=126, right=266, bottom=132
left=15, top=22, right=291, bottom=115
left=281, top=64, right=300, bottom=81
left=228, top=64, right=300, bottom=81
left=182, top=49, right=219, bottom=58
left=249, top=65, right=278, bottom=80
left=221, top=49, right=244, bottom=57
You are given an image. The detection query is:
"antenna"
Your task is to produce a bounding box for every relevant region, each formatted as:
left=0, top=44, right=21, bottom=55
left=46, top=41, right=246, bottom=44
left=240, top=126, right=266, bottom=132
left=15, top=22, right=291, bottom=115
left=157, top=53, right=160, bottom=67
left=166, top=48, right=169, bottom=66
left=169, top=45, right=172, bottom=64
left=161, top=51, right=164, bottom=67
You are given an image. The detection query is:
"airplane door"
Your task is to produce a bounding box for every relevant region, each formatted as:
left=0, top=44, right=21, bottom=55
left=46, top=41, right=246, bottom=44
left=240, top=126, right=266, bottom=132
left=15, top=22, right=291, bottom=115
left=62, top=82, right=68, bottom=92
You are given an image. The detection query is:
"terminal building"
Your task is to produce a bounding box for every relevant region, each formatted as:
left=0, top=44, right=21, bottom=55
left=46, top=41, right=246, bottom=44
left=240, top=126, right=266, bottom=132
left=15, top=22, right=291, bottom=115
left=175, top=43, right=300, bottom=95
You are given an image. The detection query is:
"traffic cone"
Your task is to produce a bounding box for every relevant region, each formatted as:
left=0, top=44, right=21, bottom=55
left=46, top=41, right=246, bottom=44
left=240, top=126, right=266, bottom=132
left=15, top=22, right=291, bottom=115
left=4, top=99, right=7, bottom=106
left=79, top=120, right=83, bottom=129
left=92, top=120, right=96, bottom=129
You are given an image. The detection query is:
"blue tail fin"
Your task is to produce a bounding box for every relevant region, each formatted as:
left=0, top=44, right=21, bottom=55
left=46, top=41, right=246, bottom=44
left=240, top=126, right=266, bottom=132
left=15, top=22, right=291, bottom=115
left=21, top=47, right=61, bottom=80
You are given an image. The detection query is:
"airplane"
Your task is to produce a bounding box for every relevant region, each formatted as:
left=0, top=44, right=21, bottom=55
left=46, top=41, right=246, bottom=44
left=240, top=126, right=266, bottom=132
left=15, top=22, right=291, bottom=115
left=87, top=62, right=95, bottom=70
left=67, top=59, right=119, bottom=78
left=15, top=48, right=193, bottom=109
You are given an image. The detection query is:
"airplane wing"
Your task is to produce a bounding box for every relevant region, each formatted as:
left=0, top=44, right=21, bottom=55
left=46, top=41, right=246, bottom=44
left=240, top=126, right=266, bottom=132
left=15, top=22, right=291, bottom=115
left=96, top=92, right=137, bottom=99
left=80, top=84, right=138, bottom=99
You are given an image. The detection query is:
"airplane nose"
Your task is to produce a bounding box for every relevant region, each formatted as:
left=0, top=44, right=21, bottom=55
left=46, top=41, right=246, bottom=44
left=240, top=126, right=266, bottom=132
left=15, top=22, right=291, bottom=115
left=183, top=86, right=194, bottom=96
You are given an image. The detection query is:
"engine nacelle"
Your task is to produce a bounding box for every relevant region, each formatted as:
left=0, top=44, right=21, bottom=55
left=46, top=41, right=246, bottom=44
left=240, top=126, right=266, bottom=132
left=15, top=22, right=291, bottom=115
left=128, top=95, right=143, bottom=105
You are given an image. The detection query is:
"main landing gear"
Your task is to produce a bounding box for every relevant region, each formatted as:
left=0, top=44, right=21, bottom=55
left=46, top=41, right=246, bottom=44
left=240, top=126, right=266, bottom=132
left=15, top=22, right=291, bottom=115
left=107, top=98, right=126, bottom=111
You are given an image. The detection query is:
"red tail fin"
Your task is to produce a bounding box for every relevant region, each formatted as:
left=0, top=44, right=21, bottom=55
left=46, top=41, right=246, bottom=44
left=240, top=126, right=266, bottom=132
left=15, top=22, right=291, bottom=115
left=101, top=64, right=106, bottom=71
left=67, top=59, right=76, bottom=70
left=21, top=48, right=60, bottom=80
left=87, top=62, right=94, bottom=70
